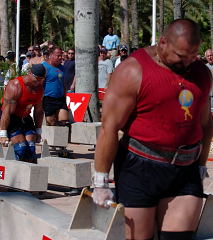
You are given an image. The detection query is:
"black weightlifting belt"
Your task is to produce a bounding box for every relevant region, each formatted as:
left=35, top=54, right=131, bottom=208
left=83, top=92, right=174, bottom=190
left=121, top=136, right=202, bottom=166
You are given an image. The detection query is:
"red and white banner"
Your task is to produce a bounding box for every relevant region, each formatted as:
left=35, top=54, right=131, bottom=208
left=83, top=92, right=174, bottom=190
left=42, top=236, right=52, bottom=240
left=0, top=166, right=5, bottom=180
left=66, top=93, right=92, bottom=122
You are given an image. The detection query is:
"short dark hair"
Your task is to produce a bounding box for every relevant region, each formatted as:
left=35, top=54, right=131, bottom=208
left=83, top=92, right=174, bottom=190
left=49, top=46, right=62, bottom=55
left=163, top=18, right=201, bottom=46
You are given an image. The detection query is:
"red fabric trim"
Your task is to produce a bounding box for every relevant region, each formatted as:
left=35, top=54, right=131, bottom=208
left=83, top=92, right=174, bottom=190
left=128, top=145, right=195, bottom=166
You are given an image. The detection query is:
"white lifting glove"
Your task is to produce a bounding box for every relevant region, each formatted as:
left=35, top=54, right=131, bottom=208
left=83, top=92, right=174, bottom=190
left=199, top=165, right=208, bottom=180
left=92, top=171, right=114, bottom=208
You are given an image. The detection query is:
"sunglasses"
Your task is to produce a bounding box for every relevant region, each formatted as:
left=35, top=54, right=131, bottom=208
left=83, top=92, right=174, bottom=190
left=68, top=52, right=74, bottom=54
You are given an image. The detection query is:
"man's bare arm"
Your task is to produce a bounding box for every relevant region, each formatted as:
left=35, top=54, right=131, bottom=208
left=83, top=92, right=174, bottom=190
left=94, top=57, right=142, bottom=173
left=33, top=102, right=44, bottom=129
left=0, top=80, right=21, bottom=131
left=199, top=97, right=213, bottom=166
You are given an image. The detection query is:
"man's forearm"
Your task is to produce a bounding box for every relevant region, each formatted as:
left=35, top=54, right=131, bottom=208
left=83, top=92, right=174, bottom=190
left=94, top=127, right=119, bottom=173
left=33, top=108, right=44, bottom=128
left=0, top=112, right=10, bottom=130
left=199, top=115, right=213, bottom=165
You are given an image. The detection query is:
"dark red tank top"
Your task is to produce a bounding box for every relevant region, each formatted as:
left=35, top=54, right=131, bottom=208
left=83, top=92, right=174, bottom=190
left=12, top=76, right=43, bottom=118
left=124, top=49, right=211, bottom=149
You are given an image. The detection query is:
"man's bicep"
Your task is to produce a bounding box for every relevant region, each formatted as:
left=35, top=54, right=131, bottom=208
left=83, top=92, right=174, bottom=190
left=201, top=97, right=212, bottom=127
left=3, top=81, right=21, bottom=113
left=102, top=57, right=142, bottom=131
left=102, top=92, right=135, bottom=131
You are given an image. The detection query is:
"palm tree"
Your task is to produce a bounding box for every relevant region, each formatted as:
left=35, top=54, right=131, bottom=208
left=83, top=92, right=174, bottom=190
left=159, top=0, right=164, bottom=35
left=209, top=0, right=213, bottom=49
left=173, top=0, right=182, bottom=19
left=99, top=0, right=115, bottom=44
left=120, top=0, right=129, bottom=46
left=75, top=0, right=100, bottom=121
left=131, top=0, right=139, bottom=49
left=30, top=0, right=73, bottom=44
left=0, top=0, right=9, bottom=56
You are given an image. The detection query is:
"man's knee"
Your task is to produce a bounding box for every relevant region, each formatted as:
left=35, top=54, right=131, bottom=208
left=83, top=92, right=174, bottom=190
left=158, top=231, right=194, bottom=240
left=13, top=142, right=28, bottom=160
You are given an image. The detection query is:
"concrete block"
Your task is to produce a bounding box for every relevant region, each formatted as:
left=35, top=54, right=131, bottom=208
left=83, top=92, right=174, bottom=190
left=0, top=144, right=4, bottom=158
left=71, top=122, right=101, bottom=145
left=0, top=192, right=72, bottom=240
left=0, top=191, right=125, bottom=240
left=42, top=126, right=69, bottom=147
left=70, top=188, right=125, bottom=240
left=195, top=195, right=213, bottom=240
left=4, top=142, right=16, bottom=160
left=41, top=139, right=51, bottom=157
left=0, top=160, right=48, bottom=191
left=37, top=157, right=92, bottom=188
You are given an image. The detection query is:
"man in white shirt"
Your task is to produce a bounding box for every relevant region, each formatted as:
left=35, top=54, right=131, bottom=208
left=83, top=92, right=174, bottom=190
left=98, top=48, right=113, bottom=89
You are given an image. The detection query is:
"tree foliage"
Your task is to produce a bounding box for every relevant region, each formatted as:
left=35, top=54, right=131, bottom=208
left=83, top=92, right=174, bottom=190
left=0, top=0, right=212, bottom=55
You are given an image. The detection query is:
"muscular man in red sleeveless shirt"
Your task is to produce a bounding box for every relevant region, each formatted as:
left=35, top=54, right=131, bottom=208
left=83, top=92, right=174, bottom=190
left=0, top=64, right=46, bottom=163
left=92, top=19, right=213, bottom=240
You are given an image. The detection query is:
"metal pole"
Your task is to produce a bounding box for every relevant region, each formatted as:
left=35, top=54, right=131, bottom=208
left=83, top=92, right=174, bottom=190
left=15, top=0, right=20, bottom=67
left=151, top=0, right=156, bottom=46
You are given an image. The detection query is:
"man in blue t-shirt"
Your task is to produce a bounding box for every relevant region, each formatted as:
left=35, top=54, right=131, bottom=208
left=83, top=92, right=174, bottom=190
left=64, top=48, right=75, bottom=92
left=102, top=27, right=120, bottom=58
left=42, top=47, right=69, bottom=126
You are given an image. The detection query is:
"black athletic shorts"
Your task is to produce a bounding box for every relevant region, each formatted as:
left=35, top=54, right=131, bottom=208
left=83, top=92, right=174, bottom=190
left=42, top=96, right=68, bottom=117
left=7, top=115, right=36, bottom=138
left=114, top=143, right=204, bottom=208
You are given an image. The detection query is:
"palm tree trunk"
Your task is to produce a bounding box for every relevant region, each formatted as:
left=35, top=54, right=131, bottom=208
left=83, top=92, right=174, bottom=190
left=0, top=0, right=9, bottom=56
left=159, top=0, right=164, bottom=35
left=120, top=0, right=129, bottom=46
left=75, top=0, right=100, bottom=122
left=173, top=0, right=182, bottom=19
left=131, top=0, right=139, bottom=49
left=209, top=0, right=213, bottom=50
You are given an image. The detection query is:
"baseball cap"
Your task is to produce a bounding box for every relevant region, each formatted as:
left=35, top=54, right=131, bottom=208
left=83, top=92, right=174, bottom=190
left=119, top=45, right=128, bottom=51
left=33, top=44, right=41, bottom=50
left=100, top=47, right=107, bottom=53
left=20, top=54, right=26, bottom=58
left=26, top=51, right=33, bottom=58
left=6, top=51, right=15, bottom=60
left=31, top=64, right=46, bottom=77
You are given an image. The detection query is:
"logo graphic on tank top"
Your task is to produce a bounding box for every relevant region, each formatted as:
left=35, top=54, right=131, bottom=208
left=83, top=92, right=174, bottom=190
left=179, top=89, right=193, bottom=120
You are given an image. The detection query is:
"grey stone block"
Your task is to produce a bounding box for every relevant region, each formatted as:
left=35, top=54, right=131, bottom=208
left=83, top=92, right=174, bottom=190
left=0, top=160, right=48, bottom=191
left=195, top=195, right=213, bottom=239
left=37, top=157, right=92, bottom=188
left=71, top=122, right=101, bottom=145
left=41, top=126, right=69, bottom=147
left=0, top=192, right=125, bottom=240
left=4, top=142, right=16, bottom=160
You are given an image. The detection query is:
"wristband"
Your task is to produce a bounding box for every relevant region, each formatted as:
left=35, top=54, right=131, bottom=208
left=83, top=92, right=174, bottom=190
left=36, top=128, right=42, bottom=135
left=199, top=165, right=208, bottom=180
left=0, top=130, right=7, bottom=137
left=92, top=171, right=109, bottom=188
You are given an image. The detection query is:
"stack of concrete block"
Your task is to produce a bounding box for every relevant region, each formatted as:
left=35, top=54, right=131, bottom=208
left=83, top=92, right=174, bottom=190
left=0, top=160, right=48, bottom=191
left=41, top=126, right=69, bottom=147
left=37, top=157, right=92, bottom=188
left=70, top=122, right=101, bottom=145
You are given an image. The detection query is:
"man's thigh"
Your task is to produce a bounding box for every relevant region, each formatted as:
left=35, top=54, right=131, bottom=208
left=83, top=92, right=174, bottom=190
left=58, top=108, right=69, bottom=121
left=45, top=114, right=58, bottom=126
left=125, top=207, right=156, bottom=240
left=157, top=195, right=203, bottom=231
